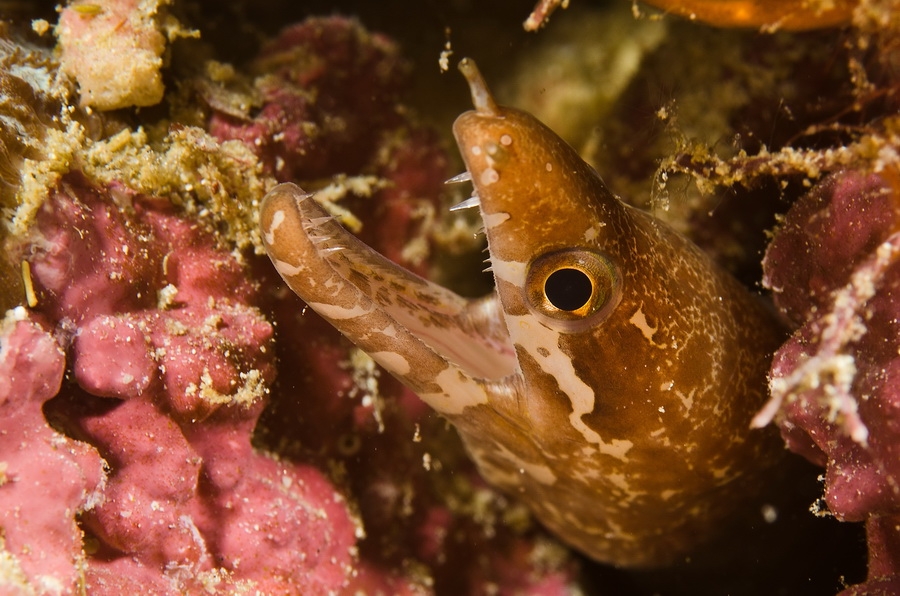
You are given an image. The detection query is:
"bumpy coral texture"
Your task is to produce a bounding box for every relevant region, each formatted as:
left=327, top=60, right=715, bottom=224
left=57, top=0, right=169, bottom=110
left=21, top=173, right=357, bottom=594
left=236, top=17, right=580, bottom=595
left=0, top=313, right=106, bottom=595
left=762, top=170, right=900, bottom=594
left=209, top=16, right=407, bottom=183
left=209, top=16, right=439, bottom=271
left=2, top=15, right=581, bottom=596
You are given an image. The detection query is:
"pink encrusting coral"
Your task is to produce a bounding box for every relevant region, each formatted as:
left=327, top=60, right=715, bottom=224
left=14, top=173, right=358, bottom=594
left=208, top=16, right=448, bottom=276
left=0, top=312, right=107, bottom=595
left=217, top=16, right=581, bottom=594
left=759, top=170, right=900, bottom=593
left=1, top=14, right=583, bottom=595
left=209, top=16, right=409, bottom=183
left=256, top=287, right=580, bottom=594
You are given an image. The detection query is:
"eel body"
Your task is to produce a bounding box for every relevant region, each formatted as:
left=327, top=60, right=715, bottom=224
left=259, top=59, right=786, bottom=568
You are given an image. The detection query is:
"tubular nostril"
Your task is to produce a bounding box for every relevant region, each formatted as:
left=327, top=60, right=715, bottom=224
left=458, top=58, right=499, bottom=116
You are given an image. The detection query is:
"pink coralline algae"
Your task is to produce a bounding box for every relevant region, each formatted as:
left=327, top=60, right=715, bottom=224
left=209, top=15, right=448, bottom=276
left=0, top=312, right=106, bottom=595
left=209, top=16, right=409, bottom=183
left=1, top=14, right=582, bottom=595
left=220, top=16, right=580, bottom=595
left=759, top=170, right=900, bottom=594
left=6, top=173, right=357, bottom=594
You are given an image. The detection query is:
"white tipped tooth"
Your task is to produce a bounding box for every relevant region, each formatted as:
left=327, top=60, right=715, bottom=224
left=306, top=233, right=334, bottom=245
left=449, top=195, right=481, bottom=212
left=444, top=171, right=473, bottom=184
left=482, top=266, right=494, bottom=273
left=306, top=216, right=333, bottom=227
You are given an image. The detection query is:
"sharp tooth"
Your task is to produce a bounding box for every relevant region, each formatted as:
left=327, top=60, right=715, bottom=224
left=482, top=265, right=494, bottom=273
left=306, top=232, right=335, bottom=245
left=444, top=171, right=473, bottom=184
left=301, top=215, right=334, bottom=231
left=449, top=195, right=481, bottom=212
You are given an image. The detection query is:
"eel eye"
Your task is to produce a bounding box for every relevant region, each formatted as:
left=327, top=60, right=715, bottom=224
left=525, top=249, right=622, bottom=332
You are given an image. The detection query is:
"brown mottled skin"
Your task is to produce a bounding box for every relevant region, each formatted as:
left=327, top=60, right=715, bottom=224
left=448, top=60, right=788, bottom=566
left=260, top=59, right=787, bottom=569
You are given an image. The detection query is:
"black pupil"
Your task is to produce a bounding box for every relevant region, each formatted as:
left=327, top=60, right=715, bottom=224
left=545, top=268, right=593, bottom=311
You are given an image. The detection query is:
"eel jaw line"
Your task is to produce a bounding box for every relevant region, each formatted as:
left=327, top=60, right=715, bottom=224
left=259, top=182, right=518, bottom=417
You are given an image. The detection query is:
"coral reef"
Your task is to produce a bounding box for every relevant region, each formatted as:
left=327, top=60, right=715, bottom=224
left=507, top=0, right=900, bottom=593
left=208, top=18, right=409, bottom=183
left=15, top=172, right=358, bottom=593
left=1, top=12, right=581, bottom=596
left=0, top=29, right=72, bottom=311
left=758, top=170, right=900, bottom=594
left=2, top=0, right=900, bottom=594
left=0, top=310, right=106, bottom=595
left=57, top=0, right=195, bottom=110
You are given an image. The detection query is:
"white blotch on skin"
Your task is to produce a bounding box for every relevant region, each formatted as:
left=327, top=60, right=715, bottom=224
left=495, top=443, right=557, bottom=484
left=480, top=168, right=499, bottom=186
left=629, top=306, right=664, bottom=347
left=482, top=211, right=510, bottom=230
left=274, top=258, right=304, bottom=277
left=545, top=162, right=552, bottom=172
left=307, top=301, right=375, bottom=320
left=265, top=209, right=286, bottom=245
left=506, top=313, right=633, bottom=461
left=370, top=351, right=411, bottom=375
left=500, top=134, right=512, bottom=146
left=489, top=257, right=526, bottom=287
left=676, top=389, right=694, bottom=413
left=419, top=366, right=489, bottom=414
left=605, top=472, right=634, bottom=494
left=469, top=443, right=557, bottom=487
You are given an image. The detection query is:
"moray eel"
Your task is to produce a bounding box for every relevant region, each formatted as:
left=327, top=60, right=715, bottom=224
left=259, top=59, right=786, bottom=568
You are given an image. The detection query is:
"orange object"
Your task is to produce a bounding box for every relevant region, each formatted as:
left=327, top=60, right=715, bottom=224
left=524, top=0, right=857, bottom=31
left=639, top=0, right=856, bottom=30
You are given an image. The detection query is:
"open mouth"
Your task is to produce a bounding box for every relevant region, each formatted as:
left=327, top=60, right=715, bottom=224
left=259, top=180, right=518, bottom=399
